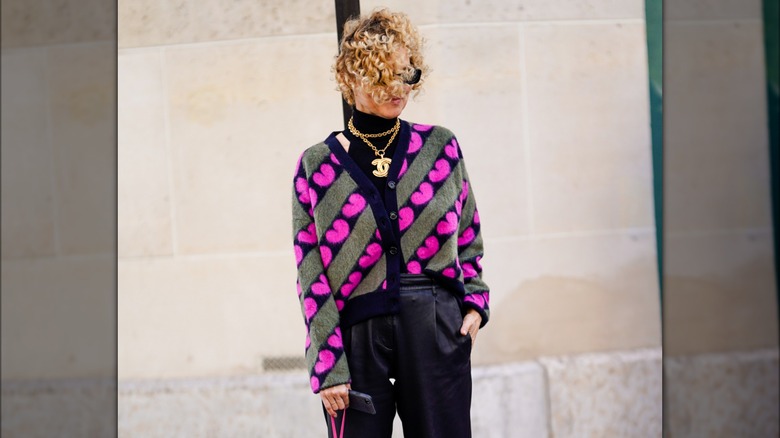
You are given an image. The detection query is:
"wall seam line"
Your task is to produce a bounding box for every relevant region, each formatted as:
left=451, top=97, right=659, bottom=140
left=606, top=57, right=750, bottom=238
left=518, top=22, right=535, bottom=234
left=43, top=48, right=62, bottom=257
left=160, top=48, right=179, bottom=257
left=116, top=18, right=648, bottom=52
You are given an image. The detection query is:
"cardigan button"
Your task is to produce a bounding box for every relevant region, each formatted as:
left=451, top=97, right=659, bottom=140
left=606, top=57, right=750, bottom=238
left=388, top=246, right=398, bottom=255
left=389, top=211, right=398, bottom=220
left=387, top=181, right=396, bottom=189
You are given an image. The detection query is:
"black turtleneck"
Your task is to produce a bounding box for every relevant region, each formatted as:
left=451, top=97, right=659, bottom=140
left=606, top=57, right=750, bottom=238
left=344, top=107, right=400, bottom=195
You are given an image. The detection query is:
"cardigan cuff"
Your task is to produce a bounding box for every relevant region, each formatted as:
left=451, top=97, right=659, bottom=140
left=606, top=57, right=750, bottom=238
left=316, top=377, right=352, bottom=394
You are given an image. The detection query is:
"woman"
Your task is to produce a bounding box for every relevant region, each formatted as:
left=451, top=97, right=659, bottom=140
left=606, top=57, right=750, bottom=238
left=291, top=8, right=490, bottom=438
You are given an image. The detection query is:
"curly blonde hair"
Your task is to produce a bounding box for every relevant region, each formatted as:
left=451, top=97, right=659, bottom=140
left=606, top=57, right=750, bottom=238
left=334, top=8, right=429, bottom=106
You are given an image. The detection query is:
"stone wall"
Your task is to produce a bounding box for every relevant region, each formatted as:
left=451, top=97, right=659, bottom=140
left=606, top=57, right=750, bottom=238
left=5, top=0, right=778, bottom=436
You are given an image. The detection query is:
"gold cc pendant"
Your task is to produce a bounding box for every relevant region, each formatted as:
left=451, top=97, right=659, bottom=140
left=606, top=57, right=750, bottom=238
left=371, top=157, right=392, bottom=177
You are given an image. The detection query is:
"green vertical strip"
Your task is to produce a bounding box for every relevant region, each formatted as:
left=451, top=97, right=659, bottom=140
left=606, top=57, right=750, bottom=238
left=645, top=0, right=663, bottom=305
left=763, top=0, right=779, bottom=315
left=647, top=2, right=665, bottom=433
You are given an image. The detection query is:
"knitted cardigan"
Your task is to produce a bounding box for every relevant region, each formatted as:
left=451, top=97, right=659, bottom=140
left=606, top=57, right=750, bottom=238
left=292, top=120, right=490, bottom=394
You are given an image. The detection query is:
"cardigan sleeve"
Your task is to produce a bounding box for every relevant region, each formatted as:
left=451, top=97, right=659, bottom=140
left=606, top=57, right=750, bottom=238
left=453, top=140, right=491, bottom=328
left=292, top=151, right=351, bottom=394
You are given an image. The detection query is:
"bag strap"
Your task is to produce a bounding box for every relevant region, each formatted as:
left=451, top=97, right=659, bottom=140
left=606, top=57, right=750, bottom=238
left=330, top=410, right=346, bottom=438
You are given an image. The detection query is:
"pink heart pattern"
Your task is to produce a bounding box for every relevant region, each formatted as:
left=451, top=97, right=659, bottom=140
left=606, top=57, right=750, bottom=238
left=436, top=211, right=458, bottom=236
left=464, top=292, right=488, bottom=309
left=454, top=181, right=469, bottom=216
left=460, top=180, right=470, bottom=203
left=325, top=219, right=350, bottom=244
left=359, top=242, right=383, bottom=268
left=398, top=207, right=414, bottom=231
left=462, top=261, right=478, bottom=279
left=445, top=139, right=459, bottom=159
left=319, top=246, right=332, bottom=268
left=294, top=245, right=303, bottom=265
left=313, top=163, right=336, bottom=187
left=342, top=193, right=366, bottom=218
left=314, top=350, right=335, bottom=374
left=407, top=260, right=421, bottom=274
left=416, top=236, right=440, bottom=260
left=458, top=227, right=476, bottom=247
left=340, top=271, right=363, bottom=298
left=311, top=274, right=331, bottom=296
left=304, top=297, right=318, bottom=322
left=311, top=376, right=320, bottom=393
left=295, top=177, right=310, bottom=204
left=327, top=328, right=343, bottom=348
left=297, top=222, right=318, bottom=245
left=408, top=132, right=423, bottom=153
left=411, top=182, right=434, bottom=205
left=428, top=158, right=451, bottom=183
left=398, top=159, right=409, bottom=179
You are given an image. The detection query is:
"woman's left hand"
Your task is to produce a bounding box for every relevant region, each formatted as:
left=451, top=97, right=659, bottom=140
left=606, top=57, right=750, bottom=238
left=460, top=309, right=482, bottom=346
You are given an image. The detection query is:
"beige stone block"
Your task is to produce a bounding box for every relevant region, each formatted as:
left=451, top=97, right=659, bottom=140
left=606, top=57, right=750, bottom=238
left=1, top=0, right=115, bottom=48
left=118, top=0, right=334, bottom=49
left=1, top=255, right=116, bottom=379
left=47, top=42, right=116, bottom=255
left=402, top=25, right=529, bottom=239
left=118, top=49, right=173, bottom=257
left=360, top=0, right=644, bottom=26
left=164, top=36, right=343, bottom=255
left=666, top=0, right=763, bottom=20
left=118, top=374, right=322, bottom=437
left=119, top=253, right=302, bottom=379
left=665, top=21, right=770, bottom=233
left=523, top=22, right=654, bottom=234
left=665, top=230, right=778, bottom=355
left=471, top=363, right=550, bottom=437
left=1, top=49, right=57, bottom=258
left=118, top=363, right=549, bottom=437
left=540, top=349, right=662, bottom=437
left=476, top=231, right=661, bottom=363
left=665, top=350, right=779, bottom=437
left=2, top=379, right=116, bottom=436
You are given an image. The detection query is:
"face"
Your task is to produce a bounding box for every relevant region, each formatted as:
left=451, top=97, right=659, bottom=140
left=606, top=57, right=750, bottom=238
left=353, top=47, right=413, bottom=119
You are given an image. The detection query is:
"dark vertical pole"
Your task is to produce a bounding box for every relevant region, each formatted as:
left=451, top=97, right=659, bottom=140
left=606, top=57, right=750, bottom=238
left=335, top=0, right=361, bottom=129
left=762, top=0, right=779, bottom=319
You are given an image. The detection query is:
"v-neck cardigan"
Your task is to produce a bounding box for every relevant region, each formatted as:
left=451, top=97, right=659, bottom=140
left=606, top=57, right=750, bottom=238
left=292, top=120, right=490, bottom=394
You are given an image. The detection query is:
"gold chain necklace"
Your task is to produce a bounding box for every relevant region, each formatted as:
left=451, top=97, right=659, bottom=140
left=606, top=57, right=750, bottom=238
left=347, top=117, right=400, bottom=177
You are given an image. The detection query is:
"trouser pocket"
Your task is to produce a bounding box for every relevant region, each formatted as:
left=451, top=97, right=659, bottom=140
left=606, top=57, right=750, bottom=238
left=433, top=286, right=472, bottom=361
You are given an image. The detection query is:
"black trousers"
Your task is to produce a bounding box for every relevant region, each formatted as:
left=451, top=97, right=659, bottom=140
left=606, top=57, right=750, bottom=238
left=323, top=274, right=473, bottom=438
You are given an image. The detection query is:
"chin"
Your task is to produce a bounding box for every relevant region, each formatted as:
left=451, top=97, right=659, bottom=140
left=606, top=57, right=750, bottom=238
left=380, top=101, right=407, bottom=119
